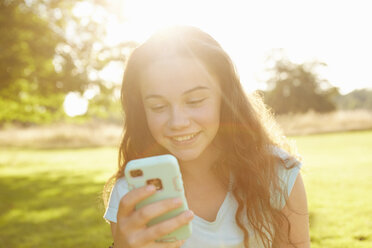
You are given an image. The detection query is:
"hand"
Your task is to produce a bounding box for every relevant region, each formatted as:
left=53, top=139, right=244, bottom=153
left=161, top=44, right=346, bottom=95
left=113, top=185, right=193, bottom=248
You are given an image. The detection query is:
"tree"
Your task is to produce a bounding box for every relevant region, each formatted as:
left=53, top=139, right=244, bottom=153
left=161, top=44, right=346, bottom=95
left=335, top=89, right=372, bottom=110
left=0, top=0, right=67, bottom=124
left=263, top=50, right=338, bottom=114
left=0, top=0, right=136, bottom=124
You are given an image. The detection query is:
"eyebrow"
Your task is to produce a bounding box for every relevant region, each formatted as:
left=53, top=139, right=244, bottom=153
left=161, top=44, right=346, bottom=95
left=144, top=86, right=210, bottom=100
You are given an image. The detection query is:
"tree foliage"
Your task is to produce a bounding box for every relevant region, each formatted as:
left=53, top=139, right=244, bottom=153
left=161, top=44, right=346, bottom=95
left=335, top=89, right=372, bottom=110
left=263, top=51, right=339, bottom=114
left=0, top=0, right=136, bottom=125
left=0, top=0, right=66, bottom=124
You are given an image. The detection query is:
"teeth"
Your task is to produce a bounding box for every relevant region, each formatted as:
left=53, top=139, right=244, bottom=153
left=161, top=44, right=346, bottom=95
left=172, top=133, right=197, bottom=142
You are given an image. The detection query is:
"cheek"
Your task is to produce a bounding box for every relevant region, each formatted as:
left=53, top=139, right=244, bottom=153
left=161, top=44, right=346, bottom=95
left=145, top=111, right=167, bottom=139
left=207, top=97, right=221, bottom=121
left=193, top=101, right=221, bottom=129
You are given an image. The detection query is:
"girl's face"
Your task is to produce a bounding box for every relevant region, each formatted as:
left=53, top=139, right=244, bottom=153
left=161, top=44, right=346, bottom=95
left=140, top=58, right=221, bottom=162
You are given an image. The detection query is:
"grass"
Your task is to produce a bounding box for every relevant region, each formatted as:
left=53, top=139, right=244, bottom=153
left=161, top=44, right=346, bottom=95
left=0, top=148, right=117, bottom=248
left=293, top=130, right=372, bottom=248
left=0, top=131, right=371, bottom=247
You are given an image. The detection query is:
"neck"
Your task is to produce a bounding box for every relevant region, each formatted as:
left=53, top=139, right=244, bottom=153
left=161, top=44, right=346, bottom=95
left=179, top=145, right=220, bottom=184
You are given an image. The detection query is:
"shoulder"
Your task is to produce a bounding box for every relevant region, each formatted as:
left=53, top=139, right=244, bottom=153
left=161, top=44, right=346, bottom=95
left=112, top=177, right=130, bottom=197
left=269, top=146, right=303, bottom=209
left=106, top=177, right=130, bottom=208
left=271, top=146, right=302, bottom=168
left=104, top=177, right=129, bottom=223
left=116, top=176, right=128, bottom=187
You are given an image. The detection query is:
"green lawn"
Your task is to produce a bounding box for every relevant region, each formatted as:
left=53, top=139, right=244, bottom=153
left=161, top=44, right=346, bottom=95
left=0, top=131, right=371, bottom=247
left=293, top=130, right=372, bottom=248
left=0, top=148, right=117, bottom=247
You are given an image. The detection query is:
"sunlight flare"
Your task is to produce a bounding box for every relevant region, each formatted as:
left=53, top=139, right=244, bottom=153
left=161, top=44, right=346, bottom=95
left=63, top=92, right=89, bottom=117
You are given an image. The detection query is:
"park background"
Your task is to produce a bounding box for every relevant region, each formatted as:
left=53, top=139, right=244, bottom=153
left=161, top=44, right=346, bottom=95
left=1, top=0, right=371, bottom=247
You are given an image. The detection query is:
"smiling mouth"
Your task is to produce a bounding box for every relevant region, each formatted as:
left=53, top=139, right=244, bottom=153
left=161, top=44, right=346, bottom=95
left=170, top=132, right=200, bottom=142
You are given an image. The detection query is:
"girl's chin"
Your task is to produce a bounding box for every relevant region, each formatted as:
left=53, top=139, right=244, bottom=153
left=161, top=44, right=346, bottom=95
left=169, top=150, right=203, bottom=163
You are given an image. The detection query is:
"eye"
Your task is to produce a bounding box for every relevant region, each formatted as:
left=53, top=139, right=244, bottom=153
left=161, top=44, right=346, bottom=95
left=150, top=104, right=167, bottom=112
left=187, top=98, right=206, bottom=106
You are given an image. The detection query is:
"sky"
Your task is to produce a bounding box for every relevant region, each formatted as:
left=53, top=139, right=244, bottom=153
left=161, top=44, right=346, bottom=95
left=66, top=0, right=372, bottom=116
left=101, top=0, right=372, bottom=95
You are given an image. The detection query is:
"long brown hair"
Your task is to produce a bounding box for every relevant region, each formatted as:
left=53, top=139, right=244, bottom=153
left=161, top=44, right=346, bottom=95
left=103, top=25, right=301, bottom=247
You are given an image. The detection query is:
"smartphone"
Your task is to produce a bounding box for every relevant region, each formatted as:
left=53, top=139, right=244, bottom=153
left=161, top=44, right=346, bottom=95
left=125, top=154, right=192, bottom=242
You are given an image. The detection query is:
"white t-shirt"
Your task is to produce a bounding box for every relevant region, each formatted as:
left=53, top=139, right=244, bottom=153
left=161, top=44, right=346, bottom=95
left=104, top=148, right=302, bottom=248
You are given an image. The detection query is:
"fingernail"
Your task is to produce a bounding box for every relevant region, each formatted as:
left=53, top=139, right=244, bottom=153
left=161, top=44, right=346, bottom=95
left=184, top=210, right=194, bottom=218
left=146, top=185, right=156, bottom=192
left=173, top=198, right=182, bottom=205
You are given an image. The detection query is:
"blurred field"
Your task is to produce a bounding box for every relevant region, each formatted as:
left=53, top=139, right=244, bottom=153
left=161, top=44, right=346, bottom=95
left=277, top=109, right=372, bottom=136
left=1, top=130, right=371, bottom=247
left=0, top=121, right=123, bottom=149
left=1, top=110, right=371, bottom=149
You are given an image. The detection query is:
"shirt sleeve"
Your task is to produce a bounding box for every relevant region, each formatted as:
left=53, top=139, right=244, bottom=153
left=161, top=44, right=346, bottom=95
left=270, top=147, right=303, bottom=210
left=103, top=177, right=130, bottom=223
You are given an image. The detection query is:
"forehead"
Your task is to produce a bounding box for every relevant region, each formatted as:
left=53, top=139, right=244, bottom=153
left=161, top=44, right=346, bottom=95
left=140, top=58, right=220, bottom=96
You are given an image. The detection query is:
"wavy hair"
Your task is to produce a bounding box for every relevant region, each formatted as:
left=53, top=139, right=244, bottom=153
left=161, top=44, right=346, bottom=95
left=103, top=25, right=301, bottom=247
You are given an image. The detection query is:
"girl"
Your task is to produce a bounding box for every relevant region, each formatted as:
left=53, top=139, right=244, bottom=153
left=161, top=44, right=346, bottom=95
left=103, top=26, right=310, bottom=248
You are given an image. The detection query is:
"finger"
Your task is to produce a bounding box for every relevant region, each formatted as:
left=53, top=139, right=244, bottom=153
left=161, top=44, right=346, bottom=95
left=152, top=239, right=186, bottom=248
left=125, top=235, right=185, bottom=248
left=139, top=210, right=194, bottom=243
left=117, top=184, right=157, bottom=218
left=130, top=197, right=184, bottom=227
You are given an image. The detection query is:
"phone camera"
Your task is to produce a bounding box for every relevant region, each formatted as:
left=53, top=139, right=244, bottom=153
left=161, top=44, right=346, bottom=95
left=130, top=169, right=143, bottom=177
left=147, top=178, right=163, bottom=190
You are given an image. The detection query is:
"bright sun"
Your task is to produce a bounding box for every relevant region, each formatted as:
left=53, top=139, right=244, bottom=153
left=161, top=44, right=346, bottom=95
left=65, top=0, right=223, bottom=117
left=65, top=0, right=372, bottom=117
left=63, top=92, right=88, bottom=117
left=106, top=0, right=221, bottom=44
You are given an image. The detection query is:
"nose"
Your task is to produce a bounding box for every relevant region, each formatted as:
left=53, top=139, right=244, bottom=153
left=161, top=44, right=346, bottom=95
left=168, top=106, right=190, bottom=130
